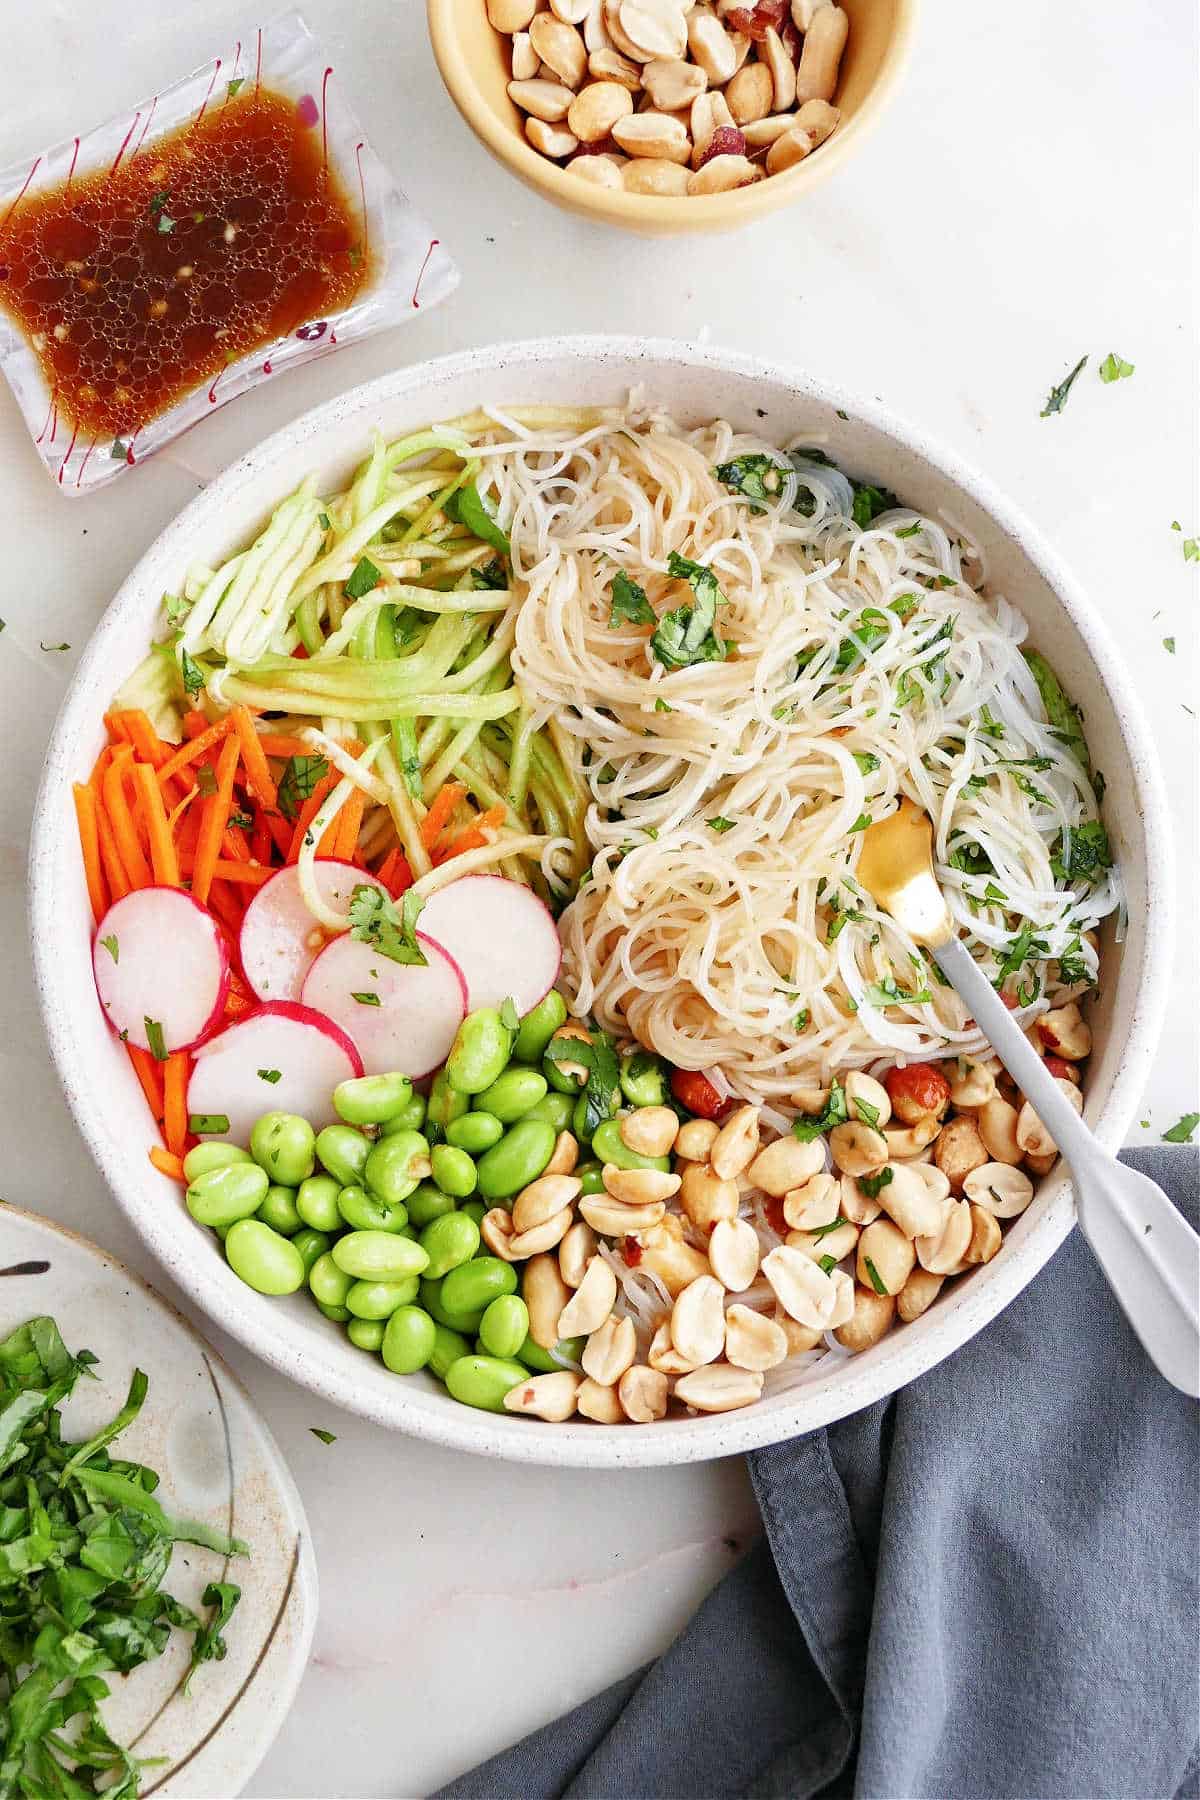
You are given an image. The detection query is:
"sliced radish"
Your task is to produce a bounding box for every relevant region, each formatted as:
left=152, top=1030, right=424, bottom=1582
left=301, top=932, right=466, bottom=1079
left=239, top=860, right=387, bottom=1003
left=92, top=887, right=229, bottom=1055
left=416, top=875, right=562, bottom=1015
left=188, top=1001, right=363, bottom=1144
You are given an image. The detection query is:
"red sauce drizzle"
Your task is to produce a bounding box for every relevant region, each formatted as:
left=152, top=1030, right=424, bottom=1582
left=0, top=87, right=367, bottom=442
left=622, top=1235, right=643, bottom=1267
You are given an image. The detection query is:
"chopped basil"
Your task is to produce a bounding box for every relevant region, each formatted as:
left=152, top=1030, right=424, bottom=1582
left=1098, top=352, right=1134, bottom=383
left=1163, top=636, right=1176, bottom=655
left=850, top=482, right=899, bottom=528
left=650, top=552, right=727, bottom=670
left=713, top=453, right=788, bottom=511
left=792, top=1079, right=849, bottom=1142
left=1023, top=649, right=1088, bottom=768
left=179, top=649, right=206, bottom=697
left=443, top=481, right=511, bottom=557
left=707, top=816, right=735, bottom=833
left=143, top=1017, right=168, bottom=1062
left=859, top=1167, right=894, bottom=1201
left=344, top=556, right=382, bottom=600
left=793, top=1007, right=809, bottom=1031
left=609, top=570, right=656, bottom=629
left=351, top=991, right=381, bottom=1006
left=654, top=698, right=673, bottom=713
left=1040, top=354, right=1087, bottom=417
left=983, top=881, right=1008, bottom=904
left=469, top=558, right=508, bottom=591
left=863, top=1256, right=889, bottom=1295
left=1050, top=820, right=1112, bottom=884
left=100, top=934, right=119, bottom=964
left=864, top=977, right=932, bottom=1008
left=347, top=884, right=426, bottom=966
left=309, top=1427, right=337, bottom=1444
left=994, top=923, right=1050, bottom=991
left=1163, top=1113, right=1199, bottom=1145
left=1056, top=936, right=1087, bottom=985
left=854, top=1096, right=881, bottom=1129
left=544, top=1030, right=620, bottom=1137
left=257, top=1068, right=283, bottom=1084
left=849, top=812, right=871, bottom=832
left=852, top=751, right=880, bottom=774
left=188, top=1114, right=230, bottom=1136
left=276, top=754, right=329, bottom=821
left=500, top=996, right=520, bottom=1033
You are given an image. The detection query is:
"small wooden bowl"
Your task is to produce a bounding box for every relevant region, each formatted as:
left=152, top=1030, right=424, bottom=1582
left=427, top=0, right=916, bottom=236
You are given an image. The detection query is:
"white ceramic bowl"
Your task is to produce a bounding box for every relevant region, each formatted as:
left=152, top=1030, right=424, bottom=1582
left=30, top=336, right=1171, bottom=1469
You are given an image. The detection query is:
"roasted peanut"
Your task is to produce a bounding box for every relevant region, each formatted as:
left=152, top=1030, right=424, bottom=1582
left=839, top=1173, right=882, bottom=1226
left=674, top=1364, right=764, bottom=1412
left=558, top=1254, right=617, bottom=1337
left=977, top=1098, right=1023, bottom=1166
left=530, top=12, right=589, bottom=85
left=725, top=62, right=774, bottom=125
left=679, top=1162, right=740, bottom=1230
left=509, top=1207, right=574, bottom=1257
left=511, top=29, right=540, bottom=79
left=687, top=8, right=738, bottom=84
left=786, top=1220, right=858, bottom=1263
left=509, top=77, right=576, bottom=122
left=932, top=1116, right=989, bottom=1191
left=742, top=113, right=802, bottom=149
left=1025, top=1148, right=1057, bottom=1177
left=915, top=1197, right=972, bottom=1275
left=1036, top=1002, right=1091, bottom=1061
left=613, top=111, right=693, bottom=161
left=544, top=1131, right=580, bottom=1177
left=708, top=1217, right=761, bottom=1290
left=710, top=1105, right=761, bottom=1180
left=883, top=1115, right=942, bottom=1160
left=559, top=1217, right=597, bottom=1287
left=480, top=1207, right=520, bottom=1262
left=783, top=1171, right=841, bottom=1230
left=844, top=1070, right=892, bottom=1131
left=794, top=1, right=848, bottom=104
left=618, top=1364, right=669, bottom=1422
left=790, top=0, right=831, bottom=26
left=552, top=0, right=593, bottom=18
left=512, top=1173, right=582, bottom=1234
left=877, top=1161, right=949, bottom=1240
left=834, top=1286, right=895, bottom=1351
left=962, top=1203, right=1002, bottom=1265
left=724, top=1304, right=789, bottom=1371
left=671, top=1274, right=727, bottom=1365
left=623, top=157, right=691, bottom=193
left=648, top=1318, right=698, bottom=1374
left=676, top=1117, right=720, bottom=1162
left=747, top=1133, right=824, bottom=1197
left=763, top=1244, right=853, bottom=1328
left=618, top=0, right=687, bottom=58
left=524, top=1252, right=572, bottom=1347
left=582, top=1313, right=638, bottom=1385
left=489, top=0, right=538, bottom=31
left=602, top=1165, right=681, bottom=1205
left=641, top=1216, right=712, bottom=1297
left=568, top=78, right=635, bottom=140
left=829, top=1121, right=890, bottom=1177
left=775, top=1306, right=823, bottom=1353
left=761, top=26, right=797, bottom=111
left=580, top=1194, right=666, bottom=1236
left=795, top=96, right=840, bottom=145
left=897, top=1267, right=944, bottom=1323
left=963, top=1162, right=1034, bottom=1218
left=1017, top=1080, right=1082, bottom=1157
left=856, top=1218, right=915, bottom=1295
left=567, top=152, right=626, bottom=188
left=587, top=45, right=643, bottom=87
left=576, top=1377, right=624, bottom=1422
left=504, top=1371, right=581, bottom=1420
left=619, top=1105, right=679, bottom=1157
left=643, top=55, right=708, bottom=111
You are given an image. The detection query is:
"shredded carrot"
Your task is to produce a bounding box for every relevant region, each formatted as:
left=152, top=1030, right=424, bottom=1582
left=436, top=805, right=506, bottom=863
left=263, top=812, right=293, bottom=859
left=183, top=710, right=212, bottom=739
left=167, top=786, right=199, bottom=836
left=286, top=769, right=339, bottom=862
left=250, top=817, right=273, bottom=865
left=333, top=786, right=367, bottom=862
left=130, top=761, right=180, bottom=887
left=156, top=716, right=234, bottom=790
left=191, top=732, right=241, bottom=905
left=206, top=883, right=246, bottom=934
left=232, top=706, right=278, bottom=809
left=102, top=747, right=152, bottom=889
left=128, top=1045, right=166, bottom=1120
left=163, top=1053, right=189, bottom=1156
left=111, top=710, right=170, bottom=768
left=95, top=807, right=131, bottom=902
left=179, top=856, right=275, bottom=887
left=73, top=784, right=109, bottom=924
left=257, top=734, right=318, bottom=758
left=149, top=1146, right=185, bottom=1181
left=420, top=781, right=466, bottom=850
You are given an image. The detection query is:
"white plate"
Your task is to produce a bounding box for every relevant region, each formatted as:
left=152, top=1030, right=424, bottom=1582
left=28, top=335, right=1172, bottom=1469
left=0, top=1205, right=317, bottom=1797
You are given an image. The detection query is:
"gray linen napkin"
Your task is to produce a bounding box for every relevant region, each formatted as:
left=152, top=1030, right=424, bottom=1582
left=440, top=1147, right=1199, bottom=1800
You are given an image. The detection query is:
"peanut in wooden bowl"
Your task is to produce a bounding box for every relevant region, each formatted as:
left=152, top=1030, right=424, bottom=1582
left=426, top=0, right=917, bottom=235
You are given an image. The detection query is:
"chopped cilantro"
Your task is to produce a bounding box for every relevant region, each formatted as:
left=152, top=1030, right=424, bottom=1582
left=351, top=991, right=381, bottom=1006
left=164, top=591, right=192, bottom=628
left=792, top=1078, right=849, bottom=1142
left=849, top=813, right=871, bottom=832
left=39, top=640, right=70, bottom=652
left=650, top=552, right=727, bottom=670
left=144, top=1017, right=168, bottom=1062
left=850, top=482, right=899, bottom=528
left=226, top=75, right=246, bottom=97
left=179, top=649, right=206, bottom=697
left=793, top=1007, right=809, bottom=1031
left=318, top=511, right=331, bottom=530
left=347, top=883, right=427, bottom=966
left=859, top=1167, right=894, bottom=1200
left=1184, top=538, right=1199, bottom=563
left=609, top=571, right=655, bottom=629
left=1040, top=355, right=1087, bottom=417
left=469, top=558, right=508, bottom=590
left=994, top=923, right=1050, bottom=991
left=979, top=704, right=1005, bottom=739
left=1050, top=820, right=1112, bottom=884
left=443, top=481, right=511, bottom=557
left=707, top=816, right=736, bottom=833
left=100, top=934, right=119, bottom=963
left=1098, top=352, right=1134, bottom=383
left=713, top=453, right=788, bottom=511
left=854, top=1096, right=881, bottom=1129
left=544, top=1030, right=620, bottom=1137
left=863, top=1256, right=889, bottom=1295
left=1023, top=649, right=1088, bottom=768
left=257, top=1068, right=282, bottom=1084
left=188, top=1114, right=230, bottom=1136
left=853, top=751, right=880, bottom=774
left=277, top=754, right=328, bottom=821
left=1163, top=636, right=1176, bottom=655
left=654, top=698, right=673, bottom=713
left=864, top=977, right=932, bottom=1008
left=309, top=1427, right=337, bottom=1444
left=894, top=521, right=923, bottom=539
left=1056, top=936, right=1088, bottom=985
left=817, top=1254, right=838, bottom=1274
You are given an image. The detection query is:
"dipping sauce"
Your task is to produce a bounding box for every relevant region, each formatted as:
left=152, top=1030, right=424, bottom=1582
left=0, top=87, right=368, bottom=443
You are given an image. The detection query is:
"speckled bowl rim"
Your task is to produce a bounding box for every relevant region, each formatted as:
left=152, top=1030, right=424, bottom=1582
left=29, top=335, right=1172, bottom=1469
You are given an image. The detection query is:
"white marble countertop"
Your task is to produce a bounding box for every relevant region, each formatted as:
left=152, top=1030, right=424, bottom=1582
left=0, top=0, right=1195, bottom=1793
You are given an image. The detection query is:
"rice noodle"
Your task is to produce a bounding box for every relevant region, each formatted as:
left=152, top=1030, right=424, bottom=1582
left=462, top=400, right=1117, bottom=1102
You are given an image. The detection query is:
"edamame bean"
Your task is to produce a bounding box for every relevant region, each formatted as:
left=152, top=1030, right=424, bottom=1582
left=517, top=1335, right=585, bottom=1373
left=575, top=1162, right=606, bottom=1196
left=249, top=1112, right=316, bottom=1187
left=337, top=1184, right=408, bottom=1233
left=476, top=1118, right=556, bottom=1200
left=425, top=1070, right=469, bottom=1142
left=347, top=1317, right=386, bottom=1352
left=445, top=1111, right=504, bottom=1153
left=381, top=1305, right=437, bottom=1374
left=406, top=1181, right=457, bottom=1228
left=524, top=1091, right=575, bottom=1133
left=258, top=1184, right=302, bottom=1236
left=186, top=1162, right=269, bottom=1229
left=309, top=1252, right=354, bottom=1309
left=296, top=1175, right=343, bottom=1233
left=346, top=1276, right=419, bottom=1320
left=225, top=1219, right=305, bottom=1295
left=419, top=1211, right=481, bottom=1280
left=478, top=1294, right=530, bottom=1360
left=429, top=1323, right=471, bottom=1381
left=590, top=1118, right=670, bottom=1174
left=544, top=1047, right=587, bottom=1096
left=315, top=1123, right=371, bottom=1188
left=381, top=1093, right=428, bottom=1134
left=460, top=1199, right=486, bottom=1228
left=475, top=1068, right=548, bottom=1123
left=430, top=1144, right=477, bottom=1198
left=574, top=1085, right=619, bottom=1143
left=441, top=1256, right=517, bottom=1320
left=292, top=1228, right=331, bottom=1274
left=334, top=1072, right=414, bottom=1126
left=445, top=1355, right=529, bottom=1412
left=511, top=989, right=568, bottom=1064
left=316, top=1300, right=351, bottom=1323
left=420, top=1276, right=480, bottom=1332
left=446, top=1007, right=512, bottom=1095
left=364, top=1130, right=431, bottom=1207
left=330, top=1230, right=429, bottom=1283
left=183, top=1142, right=253, bottom=1182
left=619, top=1048, right=669, bottom=1108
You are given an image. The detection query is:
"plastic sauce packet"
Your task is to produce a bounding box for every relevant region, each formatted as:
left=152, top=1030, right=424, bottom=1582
left=0, top=9, right=457, bottom=495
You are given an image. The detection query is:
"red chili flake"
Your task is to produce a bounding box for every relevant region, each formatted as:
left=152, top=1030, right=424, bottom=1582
left=623, top=1235, right=643, bottom=1266
left=1036, top=1018, right=1061, bottom=1049
left=722, top=0, right=785, bottom=39
left=1044, top=1055, right=1077, bottom=1082
left=763, top=1193, right=788, bottom=1238
left=697, top=125, right=747, bottom=169
left=670, top=1067, right=725, bottom=1119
